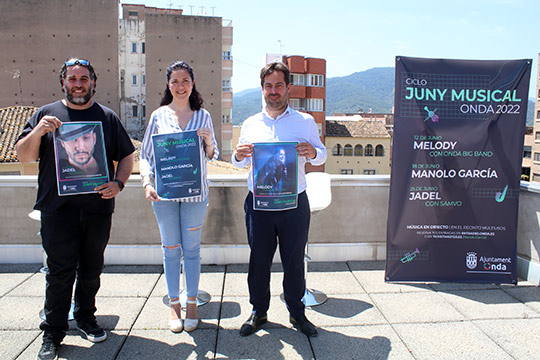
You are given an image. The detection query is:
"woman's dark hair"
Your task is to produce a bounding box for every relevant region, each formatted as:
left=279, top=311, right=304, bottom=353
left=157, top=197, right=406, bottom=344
left=159, top=60, right=204, bottom=110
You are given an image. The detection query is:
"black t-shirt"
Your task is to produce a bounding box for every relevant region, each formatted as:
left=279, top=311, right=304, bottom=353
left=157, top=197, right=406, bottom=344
left=17, top=100, right=135, bottom=213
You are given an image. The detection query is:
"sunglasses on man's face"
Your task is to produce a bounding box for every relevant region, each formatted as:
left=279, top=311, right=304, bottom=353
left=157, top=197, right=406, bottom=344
left=65, top=59, right=90, bottom=67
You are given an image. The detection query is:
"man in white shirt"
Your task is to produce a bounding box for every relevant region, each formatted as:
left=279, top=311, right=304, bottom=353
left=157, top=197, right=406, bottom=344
left=233, top=62, right=327, bottom=337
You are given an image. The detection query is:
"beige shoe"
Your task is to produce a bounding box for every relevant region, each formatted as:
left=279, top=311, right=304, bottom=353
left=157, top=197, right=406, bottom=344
left=169, top=298, right=183, bottom=333
left=184, top=299, right=199, bottom=332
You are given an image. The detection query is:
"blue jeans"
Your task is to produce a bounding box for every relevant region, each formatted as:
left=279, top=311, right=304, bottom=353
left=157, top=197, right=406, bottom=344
left=152, top=198, right=208, bottom=299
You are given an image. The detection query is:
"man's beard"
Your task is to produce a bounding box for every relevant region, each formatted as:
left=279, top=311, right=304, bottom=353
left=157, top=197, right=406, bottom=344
left=64, top=86, right=94, bottom=105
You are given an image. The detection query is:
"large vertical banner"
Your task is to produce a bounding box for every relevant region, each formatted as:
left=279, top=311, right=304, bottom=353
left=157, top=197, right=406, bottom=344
left=386, top=56, right=531, bottom=283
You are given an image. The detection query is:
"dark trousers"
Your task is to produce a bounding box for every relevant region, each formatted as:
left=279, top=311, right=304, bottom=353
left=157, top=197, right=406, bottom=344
left=39, top=205, right=112, bottom=344
left=244, top=191, right=310, bottom=319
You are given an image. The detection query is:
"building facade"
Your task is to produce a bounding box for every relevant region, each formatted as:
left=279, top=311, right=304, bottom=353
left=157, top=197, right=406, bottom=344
left=0, top=1, right=232, bottom=158
left=531, top=53, right=540, bottom=182
left=281, top=55, right=326, bottom=171
left=0, top=0, right=119, bottom=112
left=325, top=119, right=391, bottom=175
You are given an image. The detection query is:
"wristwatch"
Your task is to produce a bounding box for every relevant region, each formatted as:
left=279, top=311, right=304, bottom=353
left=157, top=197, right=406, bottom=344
left=114, top=179, right=125, bottom=191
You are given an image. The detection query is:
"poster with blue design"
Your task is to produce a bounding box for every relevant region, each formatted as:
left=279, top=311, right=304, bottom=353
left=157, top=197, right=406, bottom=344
left=152, top=130, right=202, bottom=200
left=386, top=56, right=531, bottom=283
left=53, top=122, right=109, bottom=196
left=253, top=142, right=298, bottom=211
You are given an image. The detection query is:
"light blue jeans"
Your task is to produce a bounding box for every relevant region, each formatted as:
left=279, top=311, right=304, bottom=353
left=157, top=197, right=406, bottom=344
left=152, top=198, right=208, bottom=299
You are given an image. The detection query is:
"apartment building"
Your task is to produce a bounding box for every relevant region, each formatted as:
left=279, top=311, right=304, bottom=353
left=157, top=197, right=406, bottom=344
left=0, top=1, right=233, bottom=158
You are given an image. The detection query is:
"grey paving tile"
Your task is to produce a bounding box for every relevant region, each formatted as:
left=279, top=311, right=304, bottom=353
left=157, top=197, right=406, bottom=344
left=216, top=327, right=313, bottom=360
left=352, top=270, right=432, bottom=293
left=5, top=272, right=46, bottom=297
left=0, top=330, right=40, bottom=359
left=92, top=296, right=147, bottom=330
left=18, top=330, right=129, bottom=360
left=116, top=329, right=216, bottom=360
left=475, top=318, right=540, bottom=359
left=99, top=272, right=160, bottom=297
left=133, top=295, right=220, bottom=330
left=219, top=296, right=296, bottom=332
left=369, top=292, right=465, bottom=323
left=311, top=324, right=414, bottom=360
left=393, top=322, right=512, bottom=360
left=304, top=270, right=366, bottom=295
left=439, top=289, right=540, bottom=320
left=0, top=296, right=44, bottom=330
left=307, top=293, right=388, bottom=327
left=429, top=282, right=500, bottom=291
left=0, top=273, right=38, bottom=297
left=223, top=265, right=284, bottom=297
left=501, top=283, right=540, bottom=314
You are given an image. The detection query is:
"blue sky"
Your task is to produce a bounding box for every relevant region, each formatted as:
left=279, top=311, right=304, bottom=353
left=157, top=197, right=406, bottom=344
left=121, top=0, right=539, bottom=98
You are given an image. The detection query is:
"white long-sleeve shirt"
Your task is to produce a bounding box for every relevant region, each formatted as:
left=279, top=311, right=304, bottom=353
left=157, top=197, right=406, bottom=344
left=232, top=106, right=327, bottom=193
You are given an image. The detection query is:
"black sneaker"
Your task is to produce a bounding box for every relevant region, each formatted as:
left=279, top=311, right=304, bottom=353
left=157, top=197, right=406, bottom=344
left=37, top=339, right=59, bottom=360
left=76, top=321, right=107, bottom=343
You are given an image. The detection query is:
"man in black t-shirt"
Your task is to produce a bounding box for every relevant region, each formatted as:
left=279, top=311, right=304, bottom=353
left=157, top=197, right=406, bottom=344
left=15, top=58, right=135, bottom=360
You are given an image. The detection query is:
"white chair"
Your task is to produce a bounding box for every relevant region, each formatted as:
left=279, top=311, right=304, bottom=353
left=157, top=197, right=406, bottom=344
left=281, top=172, right=332, bottom=306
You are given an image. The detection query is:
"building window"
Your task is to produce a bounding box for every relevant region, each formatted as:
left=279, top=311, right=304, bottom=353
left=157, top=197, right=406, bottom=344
left=142, top=42, right=145, bottom=54
left=222, top=114, right=231, bottom=124
left=354, top=145, right=363, bottom=156
left=289, top=98, right=304, bottom=111
left=534, top=152, right=540, bottom=162
left=142, top=74, right=146, bottom=85
left=132, top=105, right=138, bottom=117
left=132, top=75, right=137, bottom=85
left=222, top=51, right=232, bottom=60
left=365, top=144, right=374, bottom=156
left=142, top=105, right=146, bottom=117
left=340, top=169, right=353, bottom=175
left=307, top=74, right=324, bottom=87
left=537, top=110, right=540, bottom=119
left=375, top=144, right=384, bottom=156
left=344, top=144, right=353, bottom=156
left=317, top=123, right=322, bottom=137
left=222, top=79, right=232, bottom=92
left=536, top=132, right=540, bottom=141
left=363, top=169, right=376, bottom=175
left=332, top=144, right=342, bottom=156
left=533, top=173, right=540, bottom=182
left=306, top=98, right=324, bottom=112
left=131, top=42, right=137, bottom=53
left=128, top=10, right=138, bottom=17
left=524, top=146, right=532, bottom=159
left=290, top=74, right=305, bottom=86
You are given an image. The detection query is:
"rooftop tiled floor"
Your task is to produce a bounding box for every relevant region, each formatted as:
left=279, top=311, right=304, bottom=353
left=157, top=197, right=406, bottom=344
left=2, top=261, right=540, bottom=360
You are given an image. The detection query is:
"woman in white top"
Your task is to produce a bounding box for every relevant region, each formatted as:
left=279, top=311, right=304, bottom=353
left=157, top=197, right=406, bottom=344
left=140, top=61, right=218, bottom=333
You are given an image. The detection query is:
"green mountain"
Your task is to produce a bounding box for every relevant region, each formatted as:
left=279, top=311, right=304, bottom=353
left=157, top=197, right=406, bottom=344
left=233, top=67, right=535, bottom=126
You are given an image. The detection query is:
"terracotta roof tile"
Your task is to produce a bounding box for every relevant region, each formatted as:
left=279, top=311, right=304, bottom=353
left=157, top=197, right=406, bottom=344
left=0, top=106, right=38, bottom=162
left=326, top=120, right=390, bottom=138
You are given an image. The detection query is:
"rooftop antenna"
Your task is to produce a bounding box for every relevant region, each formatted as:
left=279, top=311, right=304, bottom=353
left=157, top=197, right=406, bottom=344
left=210, top=6, right=216, bottom=16
left=278, top=40, right=284, bottom=56
left=167, top=1, right=173, bottom=12
left=189, top=5, right=194, bottom=15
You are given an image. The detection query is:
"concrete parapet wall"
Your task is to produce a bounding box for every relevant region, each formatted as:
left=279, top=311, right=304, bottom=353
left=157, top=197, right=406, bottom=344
left=1, top=175, right=540, bottom=283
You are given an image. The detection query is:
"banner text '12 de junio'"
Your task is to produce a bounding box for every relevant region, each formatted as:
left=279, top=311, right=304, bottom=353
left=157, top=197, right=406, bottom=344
left=385, top=56, right=531, bottom=283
